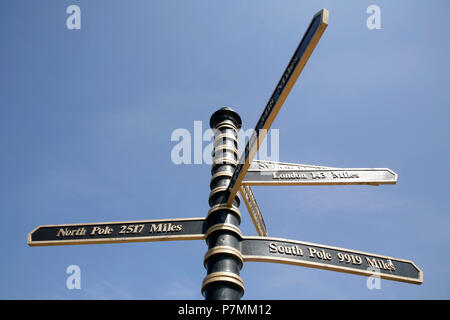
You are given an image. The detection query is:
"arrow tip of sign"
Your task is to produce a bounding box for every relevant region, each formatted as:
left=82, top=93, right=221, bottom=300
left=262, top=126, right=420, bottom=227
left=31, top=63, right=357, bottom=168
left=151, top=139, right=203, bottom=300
left=390, top=169, right=399, bottom=182
left=315, top=8, right=329, bottom=26
left=26, top=227, right=39, bottom=247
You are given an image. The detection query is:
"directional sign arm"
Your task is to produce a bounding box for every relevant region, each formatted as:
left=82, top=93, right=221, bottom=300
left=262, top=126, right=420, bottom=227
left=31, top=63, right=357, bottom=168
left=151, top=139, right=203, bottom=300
left=243, top=168, right=398, bottom=186
left=241, top=236, right=422, bottom=285
left=239, top=186, right=268, bottom=236
left=245, top=160, right=397, bottom=186
left=28, top=217, right=207, bottom=246
left=249, top=160, right=337, bottom=171
left=226, top=9, right=329, bottom=205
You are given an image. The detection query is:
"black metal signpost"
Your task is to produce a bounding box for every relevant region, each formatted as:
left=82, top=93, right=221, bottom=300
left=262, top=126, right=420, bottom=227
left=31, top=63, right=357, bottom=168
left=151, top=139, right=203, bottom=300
left=28, top=9, right=423, bottom=300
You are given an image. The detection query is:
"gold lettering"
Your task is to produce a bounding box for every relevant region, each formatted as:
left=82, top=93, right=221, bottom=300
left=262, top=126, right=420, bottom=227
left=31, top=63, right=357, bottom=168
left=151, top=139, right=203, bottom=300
left=57, top=227, right=87, bottom=237
left=90, top=226, right=113, bottom=235
left=386, top=259, right=396, bottom=271
left=90, top=226, right=101, bottom=235
left=149, top=223, right=182, bottom=233
left=269, top=243, right=304, bottom=256
left=308, top=248, right=332, bottom=260
left=149, top=224, right=163, bottom=233
left=269, top=243, right=277, bottom=253
left=366, top=257, right=380, bottom=269
left=56, top=228, right=68, bottom=237
left=377, top=259, right=386, bottom=270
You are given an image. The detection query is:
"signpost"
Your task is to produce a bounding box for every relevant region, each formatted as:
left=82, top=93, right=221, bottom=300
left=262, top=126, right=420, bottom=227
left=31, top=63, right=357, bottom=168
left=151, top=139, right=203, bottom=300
left=226, top=9, right=329, bottom=206
left=28, top=8, right=423, bottom=300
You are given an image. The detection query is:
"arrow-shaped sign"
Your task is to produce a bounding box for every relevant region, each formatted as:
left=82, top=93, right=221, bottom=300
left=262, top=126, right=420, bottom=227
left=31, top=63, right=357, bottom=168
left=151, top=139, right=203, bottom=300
left=226, top=9, right=329, bottom=205
left=28, top=217, right=207, bottom=246
left=243, top=168, right=397, bottom=186
left=241, top=236, right=423, bottom=285
left=249, top=160, right=336, bottom=171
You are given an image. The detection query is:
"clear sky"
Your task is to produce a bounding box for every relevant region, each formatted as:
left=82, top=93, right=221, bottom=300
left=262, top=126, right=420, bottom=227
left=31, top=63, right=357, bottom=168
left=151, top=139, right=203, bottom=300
left=1, top=0, right=449, bottom=299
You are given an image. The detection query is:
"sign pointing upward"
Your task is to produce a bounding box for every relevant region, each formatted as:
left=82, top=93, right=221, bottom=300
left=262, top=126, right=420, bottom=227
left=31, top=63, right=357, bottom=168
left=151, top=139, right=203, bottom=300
left=227, top=9, right=329, bottom=205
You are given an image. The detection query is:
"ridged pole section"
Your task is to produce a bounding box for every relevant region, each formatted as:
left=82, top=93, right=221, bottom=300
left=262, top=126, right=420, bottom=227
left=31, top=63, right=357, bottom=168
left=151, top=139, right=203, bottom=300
left=202, top=107, right=244, bottom=300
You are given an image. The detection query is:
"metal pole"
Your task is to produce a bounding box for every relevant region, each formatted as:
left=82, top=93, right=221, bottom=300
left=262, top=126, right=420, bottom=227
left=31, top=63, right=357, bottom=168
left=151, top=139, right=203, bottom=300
left=202, top=107, right=244, bottom=300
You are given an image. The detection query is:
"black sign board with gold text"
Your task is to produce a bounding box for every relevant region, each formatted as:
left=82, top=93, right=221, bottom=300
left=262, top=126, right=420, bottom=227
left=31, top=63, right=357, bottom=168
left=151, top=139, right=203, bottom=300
left=28, top=217, right=207, bottom=246
left=241, top=236, right=422, bottom=285
left=226, top=9, right=329, bottom=205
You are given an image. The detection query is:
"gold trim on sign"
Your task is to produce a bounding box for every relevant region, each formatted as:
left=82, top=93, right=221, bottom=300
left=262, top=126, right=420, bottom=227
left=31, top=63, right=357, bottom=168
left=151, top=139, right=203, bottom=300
left=201, top=271, right=245, bottom=294
left=243, top=255, right=422, bottom=285
left=28, top=234, right=206, bottom=247
left=241, top=180, right=395, bottom=186
left=203, top=246, right=244, bottom=267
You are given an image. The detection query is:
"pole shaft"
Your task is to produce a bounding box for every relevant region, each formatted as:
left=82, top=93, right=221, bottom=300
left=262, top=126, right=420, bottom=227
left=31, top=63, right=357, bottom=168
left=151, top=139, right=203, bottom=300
left=202, top=107, right=244, bottom=300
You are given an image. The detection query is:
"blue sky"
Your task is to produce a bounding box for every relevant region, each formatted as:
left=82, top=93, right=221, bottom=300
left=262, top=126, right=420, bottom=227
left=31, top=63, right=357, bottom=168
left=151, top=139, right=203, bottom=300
left=1, top=0, right=449, bottom=299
